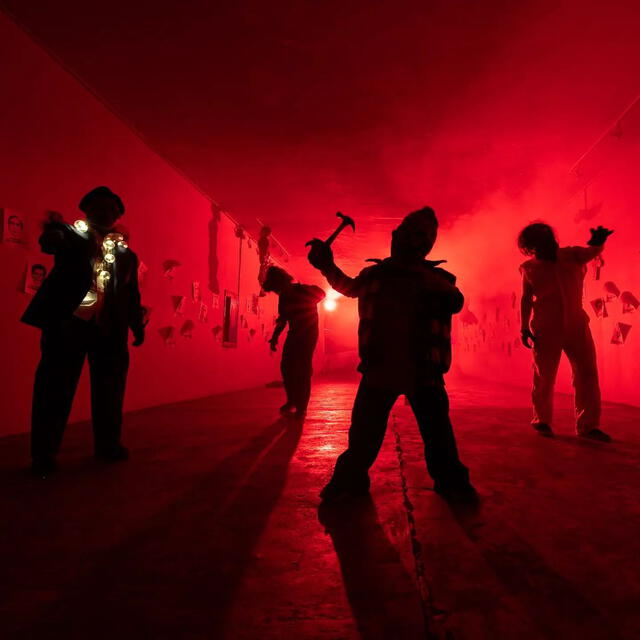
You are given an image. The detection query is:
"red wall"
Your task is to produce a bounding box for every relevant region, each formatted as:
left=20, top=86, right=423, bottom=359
left=0, top=13, right=310, bottom=436
left=445, top=173, right=640, bottom=407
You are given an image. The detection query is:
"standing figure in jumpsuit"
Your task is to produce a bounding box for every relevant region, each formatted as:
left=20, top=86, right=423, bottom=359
left=262, top=266, right=325, bottom=416
left=518, top=222, right=614, bottom=441
left=307, top=207, right=475, bottom=502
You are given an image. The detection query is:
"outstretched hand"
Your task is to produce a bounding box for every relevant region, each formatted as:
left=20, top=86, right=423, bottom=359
left=588, top=225, right=614, bottom=246
left=521, top=328, right=536, bottom=349
left=307, top=239, right=334, bottom=271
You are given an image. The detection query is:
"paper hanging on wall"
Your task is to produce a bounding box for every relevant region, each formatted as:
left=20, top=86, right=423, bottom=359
left=171, top=295, right=186, bottom=315
left=611, top=322, right=632, bottom=345
left=180, top=319, right=195, bottom=339
left=592, top=255, right=605, bottom=281
left=138, top=261, right=149, bottom=288
left=24, top=259, right=48, bottom=295
left=158, top=326, right=176, bottom=346
left=192, top=281, right=201, bottom=302
left=162, top=259, right=181, bottom=279
left=590, top=298, right=608, bottom=319
left=198, top=303, right=209, bottom=323
left=603, top=281, right=620, bottom=301
left=620, top=291, right=639, bottom=313
left=1, top=209, right=28, bottom=247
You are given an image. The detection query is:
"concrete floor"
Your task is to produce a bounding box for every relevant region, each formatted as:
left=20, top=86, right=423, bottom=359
left=1, top=373, right=639, bottom=639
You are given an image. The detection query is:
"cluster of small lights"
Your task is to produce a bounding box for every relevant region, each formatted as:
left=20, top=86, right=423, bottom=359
left=73, top=220, right=129, bottom=291
left=323, top=288, right=342, bottom=312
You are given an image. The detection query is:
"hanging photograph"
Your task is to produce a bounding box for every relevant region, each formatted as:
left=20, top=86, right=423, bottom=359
left=1, top=209, right=27, bottom=247
left=24, top=260, right=47, bottom=295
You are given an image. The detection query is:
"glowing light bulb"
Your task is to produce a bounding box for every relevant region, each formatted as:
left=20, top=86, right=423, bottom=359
left=103, top=238, right=115, bottom=250
left=324, top=298, right=337, bottom=312
left=117, top=241, right=128, bottom=249
left=104, top=253, right=115, bottom=264
left=99, top=270, right=110, bottom=281
left=73, top=219, right=89, bottom=233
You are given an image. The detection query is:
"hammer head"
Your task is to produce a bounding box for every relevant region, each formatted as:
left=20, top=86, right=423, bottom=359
left=336, top=211, right=355, bottom=231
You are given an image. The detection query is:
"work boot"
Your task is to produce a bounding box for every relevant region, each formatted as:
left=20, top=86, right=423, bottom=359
left=579, top=428, right=612, bottom=443
left=320, top=479, right=370, bottom=502
left=279, top=402, right=295, bottom=414
left=31, top=457, right=58, bottom=477
left=434, top=481, right=479, bottom=505
left=95, top=444, right=130, bottom=462
left=533, top=422, right=554, bottom=437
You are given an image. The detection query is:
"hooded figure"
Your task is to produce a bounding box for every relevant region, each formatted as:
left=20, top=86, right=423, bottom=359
left=262, top=266, right=325, bottom=416
left=307, top=207, right=474, bottom=502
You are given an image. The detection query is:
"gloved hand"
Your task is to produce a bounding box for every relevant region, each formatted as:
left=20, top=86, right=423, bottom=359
left=521, top=328, right=536, bottom=349
left=132, top=327, right=145, bottom=347
left=307, top=239, right=335, bottom=271
left=587, top=225, right=614, bottom=246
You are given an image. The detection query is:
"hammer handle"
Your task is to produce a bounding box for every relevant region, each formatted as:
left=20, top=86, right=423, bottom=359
left=326, top=222, right=349, bottom=246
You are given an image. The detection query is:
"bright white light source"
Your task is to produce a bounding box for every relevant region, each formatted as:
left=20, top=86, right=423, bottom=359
left=73, top=219, right=89, bottom=233
left=104, top=253, right=115, bottom=264
left=324, top=298, right=337, bottom=312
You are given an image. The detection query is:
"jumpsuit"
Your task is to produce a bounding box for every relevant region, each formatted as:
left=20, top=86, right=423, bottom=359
left=520, top=245, right=603, bottom=434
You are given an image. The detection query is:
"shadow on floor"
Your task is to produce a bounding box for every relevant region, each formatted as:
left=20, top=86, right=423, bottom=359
left=318, top=496, right=427, bottom=639
left=15, top=415, right=304, bottom=639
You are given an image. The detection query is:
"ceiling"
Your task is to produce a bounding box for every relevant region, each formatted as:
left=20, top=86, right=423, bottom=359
left=3, top=0, right=640, bottom=270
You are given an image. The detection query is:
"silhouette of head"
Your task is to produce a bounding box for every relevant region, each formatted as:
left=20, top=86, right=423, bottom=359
left=391, top=207, right=438, bottom=260
left=518, top=222, right=559, bottom=259
left=262, top=266, right=293, bottom=294
left=79, top=187, right=125, bottom=230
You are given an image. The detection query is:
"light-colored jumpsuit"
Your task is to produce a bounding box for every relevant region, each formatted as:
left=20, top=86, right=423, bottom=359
left=520, top=245, right=603, bottom=434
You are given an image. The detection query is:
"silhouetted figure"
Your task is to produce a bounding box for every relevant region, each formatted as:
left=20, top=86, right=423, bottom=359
left=518, top=222, right=613, bottom=441
left=308, top=207, right=474, bottom=502
left=262, top=266, right=325, bottom=415
left=22, top=187, right=146, bottom=475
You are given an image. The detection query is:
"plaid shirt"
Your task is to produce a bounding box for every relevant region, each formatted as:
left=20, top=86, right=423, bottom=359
left=323, top=257, right=463, bottom=390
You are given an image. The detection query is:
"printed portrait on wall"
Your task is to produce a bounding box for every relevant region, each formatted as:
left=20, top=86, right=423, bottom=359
left=2, top=209, right=27, bottom=246
left=24, top=261, right=47, bottom=295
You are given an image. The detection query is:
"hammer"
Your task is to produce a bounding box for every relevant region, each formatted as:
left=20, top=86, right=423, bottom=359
left=306, top=212, right=355, bottom=247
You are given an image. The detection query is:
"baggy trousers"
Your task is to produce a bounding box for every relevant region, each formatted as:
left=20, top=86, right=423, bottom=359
left=329, top=378, right=470, bottom=490
left=31, top=317, right=129, bottom=461
left=531, top=322, right=601, bottom=434
left=281, top=330, right=317, bottom=412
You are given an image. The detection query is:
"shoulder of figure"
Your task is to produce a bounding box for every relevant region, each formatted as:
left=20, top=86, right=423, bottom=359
left=430, top=265, right=456, bottom=283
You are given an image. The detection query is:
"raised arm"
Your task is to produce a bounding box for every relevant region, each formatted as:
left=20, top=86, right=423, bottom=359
left=572, top=225, right=614, bottom=264
left=39, top=213, right=69, bottom=254
left=307, top=239, right=364, bottom=298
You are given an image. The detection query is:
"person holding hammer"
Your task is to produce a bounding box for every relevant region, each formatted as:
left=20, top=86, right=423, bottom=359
left=307, top=206, right=475, bottom=502
left=262, top=266, right=325, bottom=416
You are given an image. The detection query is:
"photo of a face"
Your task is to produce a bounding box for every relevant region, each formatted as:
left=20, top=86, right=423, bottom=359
left=25, top=261, right=48, bottom=295
left=2, top=209, right=27, bottom=246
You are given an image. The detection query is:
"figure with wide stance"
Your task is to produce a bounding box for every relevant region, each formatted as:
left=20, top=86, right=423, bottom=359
left=262, top=266, right=325, bottom=416
left=22, top=187, right=146, bottom=475
left=308, top=207, right=474, bottom=502
left=518, top=222, right=613, bottom=441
